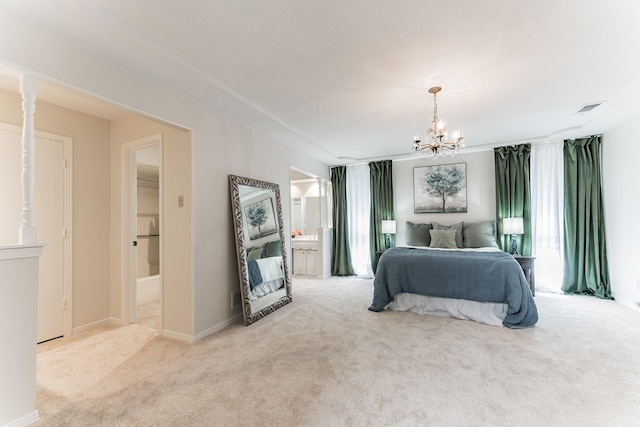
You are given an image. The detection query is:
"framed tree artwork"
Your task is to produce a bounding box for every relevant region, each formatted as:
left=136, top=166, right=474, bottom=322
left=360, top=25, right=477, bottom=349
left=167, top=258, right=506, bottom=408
left=244, top=197, right=278, bottom=240
left=413, top=163, right=467, bottom=213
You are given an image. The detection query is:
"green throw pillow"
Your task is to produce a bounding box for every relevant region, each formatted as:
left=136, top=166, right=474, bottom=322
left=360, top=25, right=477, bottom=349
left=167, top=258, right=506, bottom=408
left=432, top=221, right=464, bottom=248
left=429, top=229, right=457, bottom=249
left=406, top=221, right=433, bottom=246
left=247, top=248, right=264, bottom=260
left=463, top=221, right=499, bottom=248
left=264, top=240, right=282, bottom=257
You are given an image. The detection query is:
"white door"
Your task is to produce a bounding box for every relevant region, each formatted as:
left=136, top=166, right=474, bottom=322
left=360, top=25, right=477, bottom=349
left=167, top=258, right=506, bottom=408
left=0, top=126, right=68, bottom=343
left=35, top=138, right=66, bottom=342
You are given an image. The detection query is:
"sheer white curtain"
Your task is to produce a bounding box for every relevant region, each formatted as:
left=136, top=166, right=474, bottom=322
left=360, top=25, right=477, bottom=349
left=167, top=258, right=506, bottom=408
left=530, top=141, right=564, bottom=291
left=346, top=164, right=373, bottom=277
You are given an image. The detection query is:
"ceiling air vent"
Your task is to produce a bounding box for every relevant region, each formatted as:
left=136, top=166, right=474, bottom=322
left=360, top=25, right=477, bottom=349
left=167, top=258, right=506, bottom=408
left=575, top=102, right=603, bottom=114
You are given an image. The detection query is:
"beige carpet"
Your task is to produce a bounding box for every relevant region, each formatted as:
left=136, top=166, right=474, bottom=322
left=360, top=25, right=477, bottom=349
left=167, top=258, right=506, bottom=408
left=35, top=276, right=640, bottom=426
left=136, top=300, right=160, bottom=331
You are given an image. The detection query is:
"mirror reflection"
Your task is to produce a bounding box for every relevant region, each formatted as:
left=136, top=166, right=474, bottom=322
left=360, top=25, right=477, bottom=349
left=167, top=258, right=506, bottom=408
left=229, top=175, right=291, bottom=325
left=290, top=176, right=332, bottom=238
left=291, top=197, right=320, bottom=236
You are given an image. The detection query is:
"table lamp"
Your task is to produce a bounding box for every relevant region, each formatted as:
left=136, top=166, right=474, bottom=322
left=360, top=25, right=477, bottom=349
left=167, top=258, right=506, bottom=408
left=503, top=217, right=524, bottom=256
left=381, top=220, right=396, bottom=250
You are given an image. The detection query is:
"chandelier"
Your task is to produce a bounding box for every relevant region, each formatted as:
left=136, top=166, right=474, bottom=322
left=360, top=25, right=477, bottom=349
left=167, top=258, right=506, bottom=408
left=412, top=86, right=464, bottom=158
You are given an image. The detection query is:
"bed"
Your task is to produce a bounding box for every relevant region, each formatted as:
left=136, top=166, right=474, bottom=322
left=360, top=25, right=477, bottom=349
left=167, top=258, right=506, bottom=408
left=368, top=221, right=538, bottom=329
left=247, top=256, right=285, bottom=300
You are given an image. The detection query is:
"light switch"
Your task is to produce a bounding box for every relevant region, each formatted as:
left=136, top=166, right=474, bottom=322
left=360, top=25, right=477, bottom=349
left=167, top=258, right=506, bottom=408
left=178, top=195, right=184, bottom=208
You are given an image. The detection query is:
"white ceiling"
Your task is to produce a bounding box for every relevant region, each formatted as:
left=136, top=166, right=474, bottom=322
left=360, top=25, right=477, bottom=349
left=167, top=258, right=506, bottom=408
left=2, top=0, right=640, bottom=165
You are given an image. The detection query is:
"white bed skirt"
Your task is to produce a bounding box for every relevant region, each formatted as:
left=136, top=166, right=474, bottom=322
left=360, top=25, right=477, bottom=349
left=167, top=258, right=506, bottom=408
left=388, top=293, right=508, bottom=327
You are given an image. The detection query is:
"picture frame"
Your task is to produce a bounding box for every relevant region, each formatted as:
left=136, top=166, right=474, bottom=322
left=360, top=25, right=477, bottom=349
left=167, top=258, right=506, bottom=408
left=244, top=197, right=278, bottom=240
left=413, top=163, right=467, bottom=213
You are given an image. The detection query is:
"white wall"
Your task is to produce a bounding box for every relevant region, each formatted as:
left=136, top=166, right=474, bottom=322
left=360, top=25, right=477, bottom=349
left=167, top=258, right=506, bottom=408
left=392, top=151, right=496, bottom=245
left=602, top=115, right=640, bottom=309
left=192, top=117, right=328, bottom=336
left=0, top=245, right=42, bottom=427
left=0, top=11, right=329, bottom=344
left=110, top=116, right=194, bottom=338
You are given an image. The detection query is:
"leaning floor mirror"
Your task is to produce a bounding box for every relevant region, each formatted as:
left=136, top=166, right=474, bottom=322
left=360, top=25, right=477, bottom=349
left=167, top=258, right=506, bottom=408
left=229, top=175, right=292, bottom=325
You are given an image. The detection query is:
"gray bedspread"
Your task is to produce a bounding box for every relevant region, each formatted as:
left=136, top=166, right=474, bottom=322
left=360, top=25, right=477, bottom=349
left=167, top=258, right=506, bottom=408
left=369, top=247, right=538, bottom=328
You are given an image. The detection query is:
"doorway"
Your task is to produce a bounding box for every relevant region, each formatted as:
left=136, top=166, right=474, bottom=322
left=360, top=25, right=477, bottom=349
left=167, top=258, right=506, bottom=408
left=122, top=135, right=163, bottom=331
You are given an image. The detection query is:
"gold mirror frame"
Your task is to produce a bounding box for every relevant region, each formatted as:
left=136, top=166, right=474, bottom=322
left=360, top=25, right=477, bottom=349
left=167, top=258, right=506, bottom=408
left=229, top=174, right=292, bottom=325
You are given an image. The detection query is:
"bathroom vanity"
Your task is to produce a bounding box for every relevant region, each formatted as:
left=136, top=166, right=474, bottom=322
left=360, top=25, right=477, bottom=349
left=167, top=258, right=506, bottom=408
left=291, top=228, right=331, bottom=278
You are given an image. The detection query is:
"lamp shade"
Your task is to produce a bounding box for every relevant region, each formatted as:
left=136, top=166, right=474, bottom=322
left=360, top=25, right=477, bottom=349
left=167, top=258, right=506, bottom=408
left=381, top=220, right=396, bottom=234
left=503, top=217, right=524, bottom=235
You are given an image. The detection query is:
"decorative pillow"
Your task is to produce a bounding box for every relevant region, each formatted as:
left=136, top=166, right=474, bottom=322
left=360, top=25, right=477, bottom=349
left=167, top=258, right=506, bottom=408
left=431, top=222, right=464, bottom=248
left=247, top=248, right=264, bottom=260
left=463, top=221, right=499, bottom=248
left=264, top=240, right=282, bottom=257
left=429, top=229, right=458, bottom=249
left=405, top=221, right=433, bottom=246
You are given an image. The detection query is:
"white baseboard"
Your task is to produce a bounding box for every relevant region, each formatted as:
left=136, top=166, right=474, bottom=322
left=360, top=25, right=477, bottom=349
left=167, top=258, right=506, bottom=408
left=109, top=316, right=124, bottom=326
left=161, top=314, right=242, bottom=343
left=71, top=314, right=246, bottom=343
left=160, top=329, right=194, bottom=343
left=2, top=410, right=39, bottom=427
left=193, top=314, right=243, bottom=342
left=614, top=297, right=640, bottom=312
left=71, top=317, right=121, bottom=335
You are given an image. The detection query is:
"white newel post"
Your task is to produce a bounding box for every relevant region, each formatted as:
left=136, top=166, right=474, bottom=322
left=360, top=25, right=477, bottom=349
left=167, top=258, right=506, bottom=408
left=0, top=74, right=44, bottom=426
left=19, top=74, right=38, bottom=245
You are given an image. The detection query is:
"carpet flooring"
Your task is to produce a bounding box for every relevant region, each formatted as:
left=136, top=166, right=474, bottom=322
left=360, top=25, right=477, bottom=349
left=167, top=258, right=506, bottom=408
left=35, top=276, right=640, bottom=426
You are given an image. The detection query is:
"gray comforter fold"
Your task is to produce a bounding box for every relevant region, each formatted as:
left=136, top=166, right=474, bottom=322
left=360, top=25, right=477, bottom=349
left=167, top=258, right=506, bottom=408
left=368, top=247, right=538, bottom=328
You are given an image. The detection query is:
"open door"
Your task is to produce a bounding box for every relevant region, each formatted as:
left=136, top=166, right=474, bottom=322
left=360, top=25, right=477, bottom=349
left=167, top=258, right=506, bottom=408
left=122, top=135, right=163, bottom=331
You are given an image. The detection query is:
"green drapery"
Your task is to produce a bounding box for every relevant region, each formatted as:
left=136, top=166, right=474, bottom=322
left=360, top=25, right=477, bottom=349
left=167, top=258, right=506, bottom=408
left=562, top=136, right=611, bottom=298
left=494, top=144, right=532, bottom=255
left=330, top=166, right=354, bottom=276
left=369, top=160, right=394, bottom=270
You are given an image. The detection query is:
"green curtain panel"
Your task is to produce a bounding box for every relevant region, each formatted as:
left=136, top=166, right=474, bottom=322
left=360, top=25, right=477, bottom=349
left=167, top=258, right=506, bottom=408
left=369, top=160, right=394, bottom=269
left=330, top=166, right=355, bottom=276
left=494, top=144, right=532, bottom=255
left=562, top=136, right=611, bottom=298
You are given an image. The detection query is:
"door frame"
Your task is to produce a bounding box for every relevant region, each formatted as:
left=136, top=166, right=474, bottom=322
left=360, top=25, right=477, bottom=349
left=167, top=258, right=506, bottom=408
left=120, top=134, right=163, bottom=327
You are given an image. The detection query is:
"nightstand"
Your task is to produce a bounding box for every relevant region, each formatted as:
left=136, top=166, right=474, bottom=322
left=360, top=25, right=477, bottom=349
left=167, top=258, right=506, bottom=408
left=513, top=255, right=536, bottom=296
left=373, top=250, right=384, bottom=274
